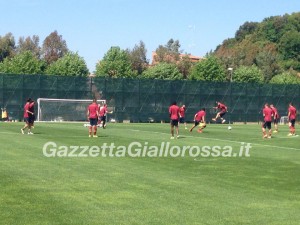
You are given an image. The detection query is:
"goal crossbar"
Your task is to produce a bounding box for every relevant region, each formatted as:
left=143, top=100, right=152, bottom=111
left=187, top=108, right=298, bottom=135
left=37, top=98, right=106, bottom=122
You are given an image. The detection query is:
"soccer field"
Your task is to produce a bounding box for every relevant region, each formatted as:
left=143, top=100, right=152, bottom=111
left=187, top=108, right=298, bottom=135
left=0, top=122, right=299, bottom=225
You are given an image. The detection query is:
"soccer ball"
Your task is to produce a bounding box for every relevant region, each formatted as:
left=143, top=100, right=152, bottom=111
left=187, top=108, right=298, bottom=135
left=228, top=126, right=232, bottom=130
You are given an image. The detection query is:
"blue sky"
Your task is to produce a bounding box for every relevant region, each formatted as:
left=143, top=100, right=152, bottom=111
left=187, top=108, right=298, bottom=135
left=1, top=0, right=299, bottom=72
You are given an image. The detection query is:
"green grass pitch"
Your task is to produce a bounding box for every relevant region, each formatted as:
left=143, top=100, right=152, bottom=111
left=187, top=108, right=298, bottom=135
left=0, top=122, right=300, bottom=225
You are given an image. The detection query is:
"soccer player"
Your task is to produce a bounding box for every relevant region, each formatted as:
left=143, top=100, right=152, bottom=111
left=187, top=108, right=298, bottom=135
left=169, top=101, right=180, bottom=139
left=270, top=104, right=280, bottom=133
left=189, top=108, right=206, bottom=133
left=1, top=108, right=8, bottom=122
left=21, top=98, right=34, bottom=134
left=262, top=103, right=273, bottom=139
left=287, top=103, right=297, bottom=136
left=87, top=99, right=99, bottom=137
left=179, top=104, right=187, bottom=130
left=28, top=99, right=35, bottom=130
left=98, top=103, right=113, bottom=129
left=212, top=101, right=227, bottom=124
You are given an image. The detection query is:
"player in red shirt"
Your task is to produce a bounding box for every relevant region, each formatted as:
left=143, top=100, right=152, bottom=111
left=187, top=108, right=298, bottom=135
left=169, top=101, right=180, bottom=139
left=189, top=108, right=206, bottom=133
left=179, top=104, right=187, bottom=130
left=212, top=101, right=228, bottom=124
left=287, top=102, right=297, bottom=136
left=270, top=104, right=280, bottom=133
left=21, top=98, right=34, bottom=134
left=87, top=99, right=99, bottom=137
left=28, top=99, right=35, bottom=129
left=98, top=103, right=113, bottom=129
left=262, top=103, right=273, bottom=139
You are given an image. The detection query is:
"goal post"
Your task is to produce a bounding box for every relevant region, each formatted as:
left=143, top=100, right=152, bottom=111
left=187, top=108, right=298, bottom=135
left=37, top=98, right=106, bottom=122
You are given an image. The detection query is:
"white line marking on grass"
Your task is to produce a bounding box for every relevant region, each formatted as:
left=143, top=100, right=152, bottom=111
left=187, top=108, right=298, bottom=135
left=277, top=135, right=299, bottom=139
left=193, top=158, right=220, bottom=162
left=128, top=129, right=300, bottom=151
left=0, top=131, right=16, bottom=135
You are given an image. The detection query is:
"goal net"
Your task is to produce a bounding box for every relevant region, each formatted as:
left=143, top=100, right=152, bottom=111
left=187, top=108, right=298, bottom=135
left=37, top=98, right=106, bottom=122
left=279, top=116, right=289, bottom=125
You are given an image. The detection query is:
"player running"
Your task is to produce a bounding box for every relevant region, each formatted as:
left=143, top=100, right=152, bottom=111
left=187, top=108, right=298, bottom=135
left=262, top=103, right=273, bottom=139
left=169, top=101, right=180, bottom=139
left=87, top=99, right=99, bottom=137
left=212, top=101, right=227, bottom=124
left=98, top=103, right=113, bottom=129
left=189, top=108, right=206, bottom=133
left=21, top=98, right=34, bottom=134
left=287, top=103, right=297, bottom=136
left=270, top=104, right=280, bottom=133
left=28, top=99, right=35, bottom=130
left=179, top=104, right=187, bottom=130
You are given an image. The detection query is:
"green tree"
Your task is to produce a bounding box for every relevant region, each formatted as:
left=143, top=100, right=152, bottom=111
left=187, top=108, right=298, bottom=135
left=279, top=30, right=300, bottom=70
left=45, top=52, right=89, bottom=76
left=215, top=12, right=300, bottom=75
left=154, top=39, right=181, bottom=64
left=235, top=21, right=259, bottom=41
left=0, top=51, right=45, bottom=74
left=142, top=62, right=183, bottom=80
left=42, top=30, right=68, bottom=65
left=255, top=43, right=281, bottom=81
left=189, top=56, right=226, bottom=81
left=0, top=33, right=16, bottom=62
left=177, top=54, right=194, bottom=79
left=232, top=65, right=264, bottom=83
left=269, top=71, right=300, bottom=84
left=126, top=41, right=149, bottom=75
left=95, top=46, right=135, bottom=78
left=17, top=35, right=41, bottom=58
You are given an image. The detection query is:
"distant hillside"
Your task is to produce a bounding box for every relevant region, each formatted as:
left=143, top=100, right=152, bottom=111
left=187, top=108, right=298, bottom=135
left=214, top=12, right=300, bottom=81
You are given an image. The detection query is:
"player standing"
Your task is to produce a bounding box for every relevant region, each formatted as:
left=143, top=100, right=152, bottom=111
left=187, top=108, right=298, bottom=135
left=179, top=104, right=187, bottom=130
left=189, top=108, right=206, bottom=133
left=262, top=103, right=273, bottom=139
left=169, top=101, right=180, bottom=139
left=21, top=98, right=34, bottom=134
left=270, top=104, right=280, bottom=133
left=1, top=108, right=8, bottom=122
left=287, top=103, right=297, bottom=136
left=87, top=99, right=99, bottom=137
left=212, top=101, right=227, bottom=124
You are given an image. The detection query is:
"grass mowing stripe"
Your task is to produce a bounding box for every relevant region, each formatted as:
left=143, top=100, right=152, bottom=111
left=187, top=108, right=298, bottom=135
left=1, top=122, right=300, bottom=225
left=128, top=128, right=300, bottom=151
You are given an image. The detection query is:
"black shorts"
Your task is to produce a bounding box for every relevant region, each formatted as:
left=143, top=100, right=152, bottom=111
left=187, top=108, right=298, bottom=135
left=90, top=118, right=98, bottom=126
left=179, top=117, right=185, bottom=123
left=100, top=116, right=106, bottom=122
left=194, top=121, right=200, bottom=126
left=262, top=121, right=272, bottom=129
left=219, top=111, right=226, bottom=117
left=24, top=117, right=29, bottom=123
left=274, top=118, right=280, bottom=124
left=289, top=119, right=296, bottom=127
left=29, top=115, right=35, bottom=124
left=170, top=119, right=179, bottom=126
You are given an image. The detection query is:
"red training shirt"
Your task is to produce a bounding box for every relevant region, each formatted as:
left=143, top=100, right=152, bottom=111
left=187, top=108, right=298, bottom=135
left=23, top=102, right=30, bottom=118
left=99, top=105, right=107, bottom=117
left=195, top=110, right=206, bottom=121
left=263, top=107, right=273, bottom=122
left=88, top=103, right=99, bottom=119
left=288, top=106, right=297, bottom=120
left=218, top=103, right=227, bottom=112
left=169, top=105, right=180, bottom=120
left=271, top=106, right=279, bottom=119
left=179, top=107, right=185, bottom=118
